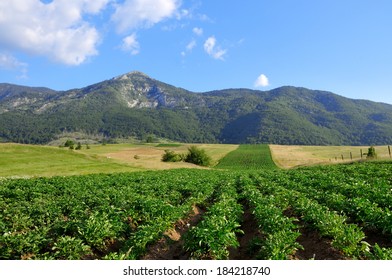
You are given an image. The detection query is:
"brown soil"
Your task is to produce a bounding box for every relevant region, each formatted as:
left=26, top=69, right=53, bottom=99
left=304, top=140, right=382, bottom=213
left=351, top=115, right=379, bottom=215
left=364, top=229, right=392, bottom=248
left=142, top=205, right=204, bottom=260
left=281, top=208, right=346, bottom=260
left=294, top=226, right=346, bottom=260
left=229, top=206, right=263, bottom=260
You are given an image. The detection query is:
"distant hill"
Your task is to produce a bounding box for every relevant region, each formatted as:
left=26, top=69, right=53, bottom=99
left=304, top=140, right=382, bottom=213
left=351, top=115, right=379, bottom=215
left=1, top=71, right=392, bottom=145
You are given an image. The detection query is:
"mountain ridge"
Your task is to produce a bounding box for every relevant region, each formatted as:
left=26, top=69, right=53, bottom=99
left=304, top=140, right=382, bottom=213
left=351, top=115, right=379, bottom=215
left=1, top=71, right=392, bottom=145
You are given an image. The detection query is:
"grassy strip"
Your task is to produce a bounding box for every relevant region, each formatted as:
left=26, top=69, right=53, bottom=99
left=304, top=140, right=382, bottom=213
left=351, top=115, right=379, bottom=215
left=216, top=144, right=277, bottom=170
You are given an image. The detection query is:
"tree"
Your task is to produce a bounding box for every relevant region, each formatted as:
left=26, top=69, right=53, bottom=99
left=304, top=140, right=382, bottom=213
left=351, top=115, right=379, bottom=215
left=146, top=135, right=155, bottom=143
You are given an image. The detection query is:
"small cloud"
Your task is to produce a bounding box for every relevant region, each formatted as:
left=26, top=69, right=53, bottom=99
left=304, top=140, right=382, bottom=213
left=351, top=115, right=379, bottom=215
left=186, top=39, right=197, bottom=51
left=192, top=27, right=203, bottom=36
left=204, top=36, right=227, bottom=60
left=254, top=74, right=270, bottom=88
left=121, top=33, right=140, bottom=55
left=0, top=53, right=28, bottom=78
left=176, top=9, right=190, bottom=20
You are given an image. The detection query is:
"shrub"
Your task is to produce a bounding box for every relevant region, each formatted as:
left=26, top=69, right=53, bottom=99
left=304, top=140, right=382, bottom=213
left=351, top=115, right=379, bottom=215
left=367, top=146, right=377, bottom=159
left=64, top=139, right=75, bottom=149
left=162, top=150, right=182, bottom=162
left=184, top=146, right=212, bottom=167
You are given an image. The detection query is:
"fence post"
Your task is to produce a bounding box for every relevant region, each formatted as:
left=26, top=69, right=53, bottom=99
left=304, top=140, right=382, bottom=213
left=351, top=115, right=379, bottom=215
left=350, top=152, right=352, bottom=160
left=360, top=149, right=363, bottom=159
left=389, top=145, right=391, bottom=158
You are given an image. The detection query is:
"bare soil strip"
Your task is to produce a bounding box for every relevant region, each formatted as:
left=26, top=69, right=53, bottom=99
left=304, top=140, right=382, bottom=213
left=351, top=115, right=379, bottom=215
left=364, top=229, right=392, bottom=249
left=294, top=226, right=346, bottom=260
left=142, top=205, right=204, bottom=260
left=283, top=208, right=346, bottom=260
left=229, top=205, right=262, bottom=260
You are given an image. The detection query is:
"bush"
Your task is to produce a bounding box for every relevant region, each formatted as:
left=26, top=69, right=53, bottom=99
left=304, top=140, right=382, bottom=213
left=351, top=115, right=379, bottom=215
left=64, top=139, right=75, bottom=149
left=367, top=146, right=377, bottom=159
left=162, top=150, right=182, bottom=162
left=184, top=146, right=212, bottom=167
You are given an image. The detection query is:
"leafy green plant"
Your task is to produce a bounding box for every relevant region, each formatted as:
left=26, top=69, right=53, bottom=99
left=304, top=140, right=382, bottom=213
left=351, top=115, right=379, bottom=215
left=52, top=236, right=91, bottom=260
left=185, top=182, right=243, bottom=259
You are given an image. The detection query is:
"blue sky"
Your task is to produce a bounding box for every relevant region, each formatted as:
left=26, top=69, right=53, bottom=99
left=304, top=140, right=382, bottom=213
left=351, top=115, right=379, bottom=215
left=1, top=0, right=392, bottom=104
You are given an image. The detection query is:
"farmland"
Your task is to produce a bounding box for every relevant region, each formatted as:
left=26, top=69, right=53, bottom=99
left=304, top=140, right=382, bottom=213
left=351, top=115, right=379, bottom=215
left=216, top=144, right=277, bottom=170
left=0, top=143, right=238, bottom=177
left=270, top=144, right=392, bottom=169
left=1, top=144, right=392, bottom=260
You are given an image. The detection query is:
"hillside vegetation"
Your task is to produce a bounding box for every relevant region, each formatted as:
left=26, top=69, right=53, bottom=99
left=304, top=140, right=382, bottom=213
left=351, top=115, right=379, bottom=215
left=1, top=72, right=392, bottom=145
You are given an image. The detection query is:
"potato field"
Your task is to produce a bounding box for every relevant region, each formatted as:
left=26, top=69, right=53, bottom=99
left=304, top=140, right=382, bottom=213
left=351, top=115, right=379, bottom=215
left=1, top=145, right=392, bottom=260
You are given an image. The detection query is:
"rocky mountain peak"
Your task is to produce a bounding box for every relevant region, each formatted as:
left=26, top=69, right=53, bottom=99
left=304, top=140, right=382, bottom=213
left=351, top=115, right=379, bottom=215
left=112, top=71, right=151, bottom=82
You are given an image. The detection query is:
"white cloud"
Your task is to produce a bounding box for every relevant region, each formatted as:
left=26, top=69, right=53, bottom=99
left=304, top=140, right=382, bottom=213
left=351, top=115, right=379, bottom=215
left=121, top=33, right=140, bottom=55
left=112, top=0, right=180, bottom=33
left=186, top=39, right=197, bottom=51
left=0, top=53, right=28, bottom=78
left=203, top=36, right=227, bottom=60
left=254, top=74, right=270, bottom=87
left=0, top=0, right=110, bottom=65
left=192, top=27, right=203, bottom=36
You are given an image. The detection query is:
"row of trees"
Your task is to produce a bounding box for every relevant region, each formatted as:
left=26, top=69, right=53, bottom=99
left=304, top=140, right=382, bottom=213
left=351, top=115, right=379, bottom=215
left=62, top=140, right=90, bottom=150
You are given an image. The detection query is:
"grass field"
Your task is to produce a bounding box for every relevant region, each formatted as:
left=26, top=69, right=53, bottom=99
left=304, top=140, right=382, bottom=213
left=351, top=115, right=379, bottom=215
left=2, top=142, right=391, bottom=178
left=0, top=143, right=238, bottom=178
left=0, top=143, right=139, bottom=178
left=270, top=145, right=392, bottom=169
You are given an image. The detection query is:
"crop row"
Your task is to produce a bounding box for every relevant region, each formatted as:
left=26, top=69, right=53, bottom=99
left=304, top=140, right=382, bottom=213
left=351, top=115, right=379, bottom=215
left=238, top=177, right=302, bottom=259
left=184, top=178, right=243, bottom=259
left=272, top=173, right=392, bottom=237
left=250, top=174, right=370, bottom=258
left=0, top=170, right=222, bottom=259
left=1, top=161, right=392, bottom=260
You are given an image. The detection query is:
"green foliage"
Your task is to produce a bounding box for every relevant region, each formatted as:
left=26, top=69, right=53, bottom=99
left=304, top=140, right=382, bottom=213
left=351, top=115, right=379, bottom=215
left=2, top=82, right=392, bottom=145
left=367, top=146, right=377, bottom=159
left=216, top=144, right=277, bottom=170
left=145, top=135, right=155, bottom=143
left=1, top=158, right=392, bottom=260
left=184, top=146, right=212, bottom=167
left=161, top=147, right=212, bottom=166
left=240, top=184, right=302, bottom=259
left=156, top=143, right=182, bottom=147
left=75, top=142, right=82, bottom=150
left=64, top=139, right=75, bottom=149
left=51, top=236, right=91, bottom=260
left=161, top=150, right=182, bottom=162
left=184, top=181, right=243, bottom=259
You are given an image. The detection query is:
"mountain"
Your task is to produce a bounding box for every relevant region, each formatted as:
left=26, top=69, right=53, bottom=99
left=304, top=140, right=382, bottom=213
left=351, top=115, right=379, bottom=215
left=1, top=71, right=392, bottom=145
